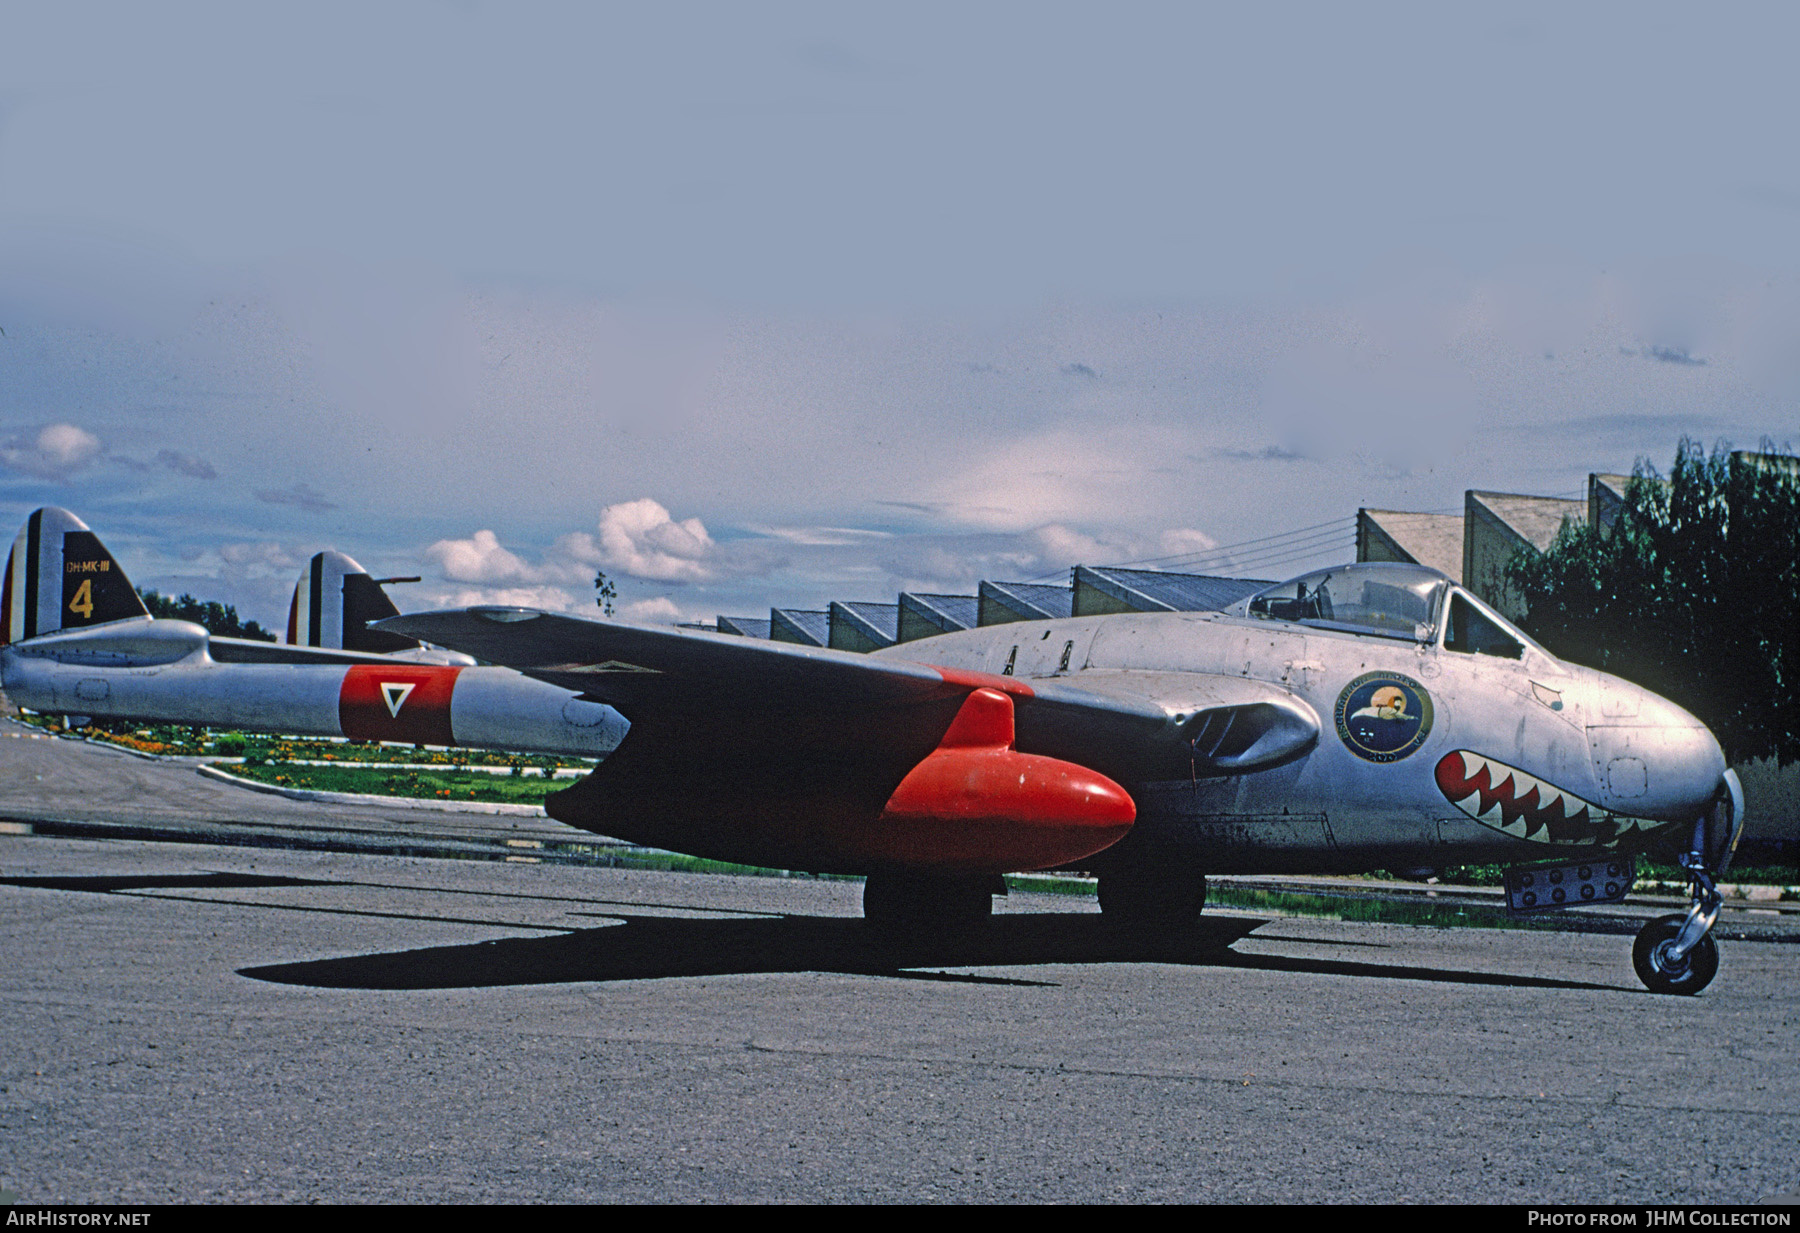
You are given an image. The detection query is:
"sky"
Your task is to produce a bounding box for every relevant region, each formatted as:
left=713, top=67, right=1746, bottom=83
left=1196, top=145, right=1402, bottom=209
left=2, top=2, right=1797, bottom=629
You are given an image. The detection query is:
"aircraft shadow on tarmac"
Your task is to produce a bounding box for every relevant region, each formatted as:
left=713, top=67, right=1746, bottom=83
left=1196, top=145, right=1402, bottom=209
left=237, top=911, right=1621, bottom=994
left=0, top=871, right=1620, bottom=994
left=0, top=872, right=340, bottom=893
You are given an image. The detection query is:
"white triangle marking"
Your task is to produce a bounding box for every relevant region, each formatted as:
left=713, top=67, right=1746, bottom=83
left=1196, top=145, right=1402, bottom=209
left=380, top=682, right=416, bottom=718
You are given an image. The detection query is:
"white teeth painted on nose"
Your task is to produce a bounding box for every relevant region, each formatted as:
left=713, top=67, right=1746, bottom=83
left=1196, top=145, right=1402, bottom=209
left=1434, top=749, right=1664, bottom=847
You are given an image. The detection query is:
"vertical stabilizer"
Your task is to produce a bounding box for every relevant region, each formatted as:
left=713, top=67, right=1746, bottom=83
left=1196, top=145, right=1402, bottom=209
left=2, top=508, right=149, bottom=646
left=286, top=551, right=419, bottom=654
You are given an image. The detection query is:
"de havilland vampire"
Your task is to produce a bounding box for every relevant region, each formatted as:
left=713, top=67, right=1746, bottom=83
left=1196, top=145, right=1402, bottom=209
left=1, top=507, right=1745, bottom=993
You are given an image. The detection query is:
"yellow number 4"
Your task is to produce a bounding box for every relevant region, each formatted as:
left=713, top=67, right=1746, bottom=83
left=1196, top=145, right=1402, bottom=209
left=69, top=578, right=94, bottom=620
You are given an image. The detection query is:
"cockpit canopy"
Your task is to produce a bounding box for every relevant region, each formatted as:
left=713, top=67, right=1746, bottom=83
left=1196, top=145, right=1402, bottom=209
left=1241, top=563, right=1448, bottom=641
left=1238, top=562, right=1542, bottom=660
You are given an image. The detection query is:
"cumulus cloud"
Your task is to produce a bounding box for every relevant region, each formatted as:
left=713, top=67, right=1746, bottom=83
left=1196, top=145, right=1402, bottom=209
left=0, top=423, right=101, bottom=480
left=562, top=498, right=714, bottom=582
left=429, top=584, right=578, bottom=612
left=156, top=449, right=217, bottom=479
left=620, top=596, right=683, bottom=622
left=425, top=529, right=545, bottom=585
left=1157, top=527, right=1221, bottom=558
left=255, top=483, right=338, bottom=513
left=1030, top=524, right=1115, bottom=568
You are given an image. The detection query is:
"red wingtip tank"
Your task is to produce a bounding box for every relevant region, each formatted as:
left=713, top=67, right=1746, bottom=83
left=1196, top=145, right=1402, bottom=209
left=873, top=686, right=1136, bottom=872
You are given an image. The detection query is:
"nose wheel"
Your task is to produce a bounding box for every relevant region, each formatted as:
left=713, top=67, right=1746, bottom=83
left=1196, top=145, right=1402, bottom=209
left=1633, top=913, right=1719, bottom=995
left=1631, top=852, right=1723, bottom=995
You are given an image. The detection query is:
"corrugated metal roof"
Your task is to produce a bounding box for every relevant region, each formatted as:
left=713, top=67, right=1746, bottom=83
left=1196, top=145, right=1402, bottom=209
left=979, top=580, right=1074, bottom=624
left=1358, top=510, right=1464, bottom=581
left=717, top=615, right=771, bottom=638
left=1468, top=491, right=1586, bottom=552
left=769, top=608, right=829, bottom=646
left=829, top=601, right=898, bottom=651
left=898, top=593, right=979, bottom=641
left=1075, top=565, right=1268, bottom=614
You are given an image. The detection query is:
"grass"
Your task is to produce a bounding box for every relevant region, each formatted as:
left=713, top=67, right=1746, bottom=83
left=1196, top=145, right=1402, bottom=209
left=1206, top=884, right=1523, bottom=929
left=227, top=761, right=565, bottom=805
left=18, top=714, right=592, bottom=775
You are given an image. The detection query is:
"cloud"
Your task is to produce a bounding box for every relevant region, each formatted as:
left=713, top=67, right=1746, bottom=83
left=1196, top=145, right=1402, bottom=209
left=0, top=423, right=101, bottom=480
left=863, top=522, right=1220, bottom=596
left=425, top=529, right=544, bottom=585
left=1621, top=345, right=1707, bottom=367
left=218, top=541, right=298, bottom=569
left=1157, top=528, right=1221, bottom=557
left=620, top=596, right=682, bottom=622
left=1030, top=524, right=1115, bottom=568
left=564, top=498, right=715, bottom=582
left=156, top=448, right=217, bottom=479
left=1219, top=444, right=1310, bottom=462
left=929, top=429, right=1193, bottom=533
left=743, top=524, right=892, bottom=547
left=255, top=483, right=338, bottom=513
left=428, top=584, right=578, bottom=612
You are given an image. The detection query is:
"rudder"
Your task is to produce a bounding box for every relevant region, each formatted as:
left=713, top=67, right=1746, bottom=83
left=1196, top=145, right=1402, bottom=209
left=286, top=550, right=420, bottom=654
left=2, top=507, right=149, bottom=646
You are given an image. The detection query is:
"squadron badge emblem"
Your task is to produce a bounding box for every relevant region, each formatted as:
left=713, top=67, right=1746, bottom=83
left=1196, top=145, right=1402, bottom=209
left=1334, top=671, right=1433, bottom=763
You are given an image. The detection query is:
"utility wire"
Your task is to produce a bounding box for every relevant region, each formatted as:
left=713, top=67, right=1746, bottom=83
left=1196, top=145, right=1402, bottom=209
left=1015, top=486, right=1587, bottom=585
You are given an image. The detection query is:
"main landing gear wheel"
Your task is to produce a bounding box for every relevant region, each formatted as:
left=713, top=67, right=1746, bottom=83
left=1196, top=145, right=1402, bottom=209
left=1633, top=913, right=1720, bottom=996
left=861, top=872, right=998, bottom=938
left=1097, top=869, right=1207, bottom=931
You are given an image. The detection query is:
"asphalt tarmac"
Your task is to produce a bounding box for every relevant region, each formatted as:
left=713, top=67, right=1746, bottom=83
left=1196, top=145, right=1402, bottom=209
left=2, top=724, right=1797, bottom=1203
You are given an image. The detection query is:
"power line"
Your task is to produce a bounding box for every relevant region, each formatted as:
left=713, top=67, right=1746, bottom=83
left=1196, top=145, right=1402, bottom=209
left=1151, top=525, right=1356, bottom=574
left=1108, top=515, right=1357, bottom=570
left=1017, top=517, right=1358, bottom=584
left=1014, top=486, right=1589, bottom=586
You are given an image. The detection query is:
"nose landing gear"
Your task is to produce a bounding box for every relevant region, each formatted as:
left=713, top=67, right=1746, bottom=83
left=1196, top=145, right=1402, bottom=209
left=1632, top=841, right=1727, bottom=996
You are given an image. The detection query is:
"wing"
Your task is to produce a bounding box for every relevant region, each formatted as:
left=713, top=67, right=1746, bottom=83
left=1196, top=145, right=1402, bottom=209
left=1030, top=669, right=1319, bottom=776
left=376, top=607, right=956, bottom=711
left=377, top=607, right=1318, bottom=779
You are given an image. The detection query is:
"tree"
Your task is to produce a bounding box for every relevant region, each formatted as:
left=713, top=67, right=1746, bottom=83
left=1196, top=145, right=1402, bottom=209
left=1505, top=439, right=1800, bottom=765
left=594, top=570, right=617, bottom=617
left=137, top=588, right=277, bottom=642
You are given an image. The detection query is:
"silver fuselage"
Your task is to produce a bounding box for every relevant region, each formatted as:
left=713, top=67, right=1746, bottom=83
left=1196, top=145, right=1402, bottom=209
left=878, top=599, right=1724, bottom=873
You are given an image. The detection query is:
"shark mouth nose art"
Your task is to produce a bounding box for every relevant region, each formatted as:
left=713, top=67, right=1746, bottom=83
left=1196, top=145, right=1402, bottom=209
left=1434, top=750, right=1666, bottom=847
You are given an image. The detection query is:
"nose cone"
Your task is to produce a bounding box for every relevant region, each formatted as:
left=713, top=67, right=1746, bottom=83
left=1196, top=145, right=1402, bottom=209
left=1586, top=675, right=1727, bottom=824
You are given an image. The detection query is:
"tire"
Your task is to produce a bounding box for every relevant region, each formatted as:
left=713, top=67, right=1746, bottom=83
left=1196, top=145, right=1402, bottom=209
left=1632, top=912, right=1720, bottom=995
left=1097, top=868, right=1207, bottom=931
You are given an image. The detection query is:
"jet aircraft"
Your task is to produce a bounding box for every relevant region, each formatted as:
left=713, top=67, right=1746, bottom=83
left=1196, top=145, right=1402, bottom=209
left=1, top=508, right=625, bottom=759
left=1, top=508, right=1744, bottom=993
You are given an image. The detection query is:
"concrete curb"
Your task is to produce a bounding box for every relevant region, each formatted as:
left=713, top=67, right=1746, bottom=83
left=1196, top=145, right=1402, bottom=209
left=196, top=763, right=549, bottom=817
